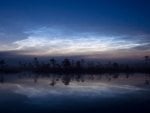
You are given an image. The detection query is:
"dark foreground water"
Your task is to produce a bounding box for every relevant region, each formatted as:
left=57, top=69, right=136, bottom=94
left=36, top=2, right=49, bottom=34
left=0, top=73, right=150, bottom=113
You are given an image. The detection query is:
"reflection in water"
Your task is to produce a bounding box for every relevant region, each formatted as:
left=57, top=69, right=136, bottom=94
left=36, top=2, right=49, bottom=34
left=0, top=74, right=4, bottom=83
left=0, top=73, right=150, bottom=113
left=0, top=73, right=150, bottom=97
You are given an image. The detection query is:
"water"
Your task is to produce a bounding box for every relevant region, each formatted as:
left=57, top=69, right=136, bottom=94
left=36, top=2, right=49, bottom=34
left=0, top=73, right=150, bottom=113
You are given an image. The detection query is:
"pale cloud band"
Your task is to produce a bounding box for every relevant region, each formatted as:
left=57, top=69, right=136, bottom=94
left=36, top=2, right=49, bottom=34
left=1, top=27, right=150, bottom=58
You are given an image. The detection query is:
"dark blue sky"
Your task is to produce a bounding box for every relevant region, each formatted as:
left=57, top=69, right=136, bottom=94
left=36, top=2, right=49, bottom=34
left=0, top=0, right=150, bottom=59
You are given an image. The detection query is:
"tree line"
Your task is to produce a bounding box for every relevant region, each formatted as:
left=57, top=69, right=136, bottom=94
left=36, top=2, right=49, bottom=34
left=0, top=56, right=150, bottom=74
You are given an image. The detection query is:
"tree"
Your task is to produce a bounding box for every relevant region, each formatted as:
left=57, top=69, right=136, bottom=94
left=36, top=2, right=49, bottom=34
left=33, top=57, right=39, bottom=68
left=62, top=58, right=71, bottom=69
left=144, top=56, right=149, bottom=64
left=0, top=59, right=6, bottom=71
left=50, top=58, right=56, bottom=68
left=76, top=60, right=81, bottom=68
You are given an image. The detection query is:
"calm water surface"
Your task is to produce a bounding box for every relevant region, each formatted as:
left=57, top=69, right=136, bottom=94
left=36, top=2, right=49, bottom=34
left=0, top=73, right=150, bottom=113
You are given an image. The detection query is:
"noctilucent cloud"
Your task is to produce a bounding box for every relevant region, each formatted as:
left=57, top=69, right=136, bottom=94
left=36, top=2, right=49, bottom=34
left=0, top=0, right=150, bottom=59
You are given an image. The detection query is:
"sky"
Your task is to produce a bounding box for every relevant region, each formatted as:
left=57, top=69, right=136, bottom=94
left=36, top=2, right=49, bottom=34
left=0, top=0, right=150, bottom=61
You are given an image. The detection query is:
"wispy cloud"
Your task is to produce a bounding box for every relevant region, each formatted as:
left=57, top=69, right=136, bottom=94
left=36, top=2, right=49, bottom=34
left=0, top=27, right=149, bottom=57
left=9, top=27, right=149, bottom=56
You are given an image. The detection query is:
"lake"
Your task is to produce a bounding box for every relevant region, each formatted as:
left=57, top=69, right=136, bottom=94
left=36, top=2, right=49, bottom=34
left=0, top=73, right=150, bottom=113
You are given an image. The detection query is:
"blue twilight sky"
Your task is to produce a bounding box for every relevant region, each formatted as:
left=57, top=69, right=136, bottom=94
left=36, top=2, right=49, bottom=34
left=0, top=0, right=150, bottom=60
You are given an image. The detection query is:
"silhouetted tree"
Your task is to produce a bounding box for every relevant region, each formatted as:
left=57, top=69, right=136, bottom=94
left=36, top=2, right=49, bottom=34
left=62, top=58, right=71, bottom=69
left=76, top=60, right=81, bottom=68
left=0, top=59, right=6, bottom=72
left=33, top=57, right=39, bottom=68
left=145, top=56, right=149, bottom=65
left=0, top=59, right=6, bottom=67
left=50, top=58, right=56, bottom=68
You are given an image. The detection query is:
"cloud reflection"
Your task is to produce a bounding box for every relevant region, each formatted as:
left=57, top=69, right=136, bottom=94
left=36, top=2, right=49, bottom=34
left=13, top=82, right=144, bottom=98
